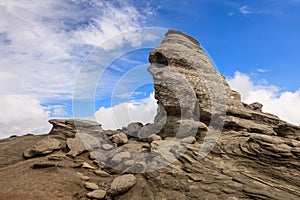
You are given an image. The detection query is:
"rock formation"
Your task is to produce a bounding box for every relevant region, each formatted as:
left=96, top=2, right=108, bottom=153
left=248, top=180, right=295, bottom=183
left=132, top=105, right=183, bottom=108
left=0, top=30, right=300, bottom=199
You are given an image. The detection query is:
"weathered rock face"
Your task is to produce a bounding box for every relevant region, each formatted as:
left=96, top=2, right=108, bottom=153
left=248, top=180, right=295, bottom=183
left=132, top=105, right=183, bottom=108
left=148, top=30, right=241, bottom=138
left=1, top=30, right=300, bottom=200
left=149, top=30, right=229, bottom=119
left=148, top=30, right=300, bottom=140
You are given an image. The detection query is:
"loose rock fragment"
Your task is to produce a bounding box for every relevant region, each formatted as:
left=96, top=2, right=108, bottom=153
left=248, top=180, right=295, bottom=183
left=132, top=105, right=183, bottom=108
left=94, top=170, right=110, bottom=177
left=84, top=182, right=99, bottom=190
left=87, top=189, right=106, bottom=199
left=108, top=174, right=136, bottom=196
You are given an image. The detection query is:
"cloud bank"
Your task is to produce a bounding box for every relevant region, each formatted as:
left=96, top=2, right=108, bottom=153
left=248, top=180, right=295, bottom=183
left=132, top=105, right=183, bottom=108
left=0, top=95, right=51, bottom=138
left=228, top=72, right=300, bottom=126
left=0, top=0, right=149, bottom=138
left=94, top=92, right=157, bottom=130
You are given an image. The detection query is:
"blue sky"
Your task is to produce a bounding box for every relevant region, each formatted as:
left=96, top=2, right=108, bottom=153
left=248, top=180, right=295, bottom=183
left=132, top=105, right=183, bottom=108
left=0, top=0, right=299, bottom=137
left=144, top=0, right=300, bottom=91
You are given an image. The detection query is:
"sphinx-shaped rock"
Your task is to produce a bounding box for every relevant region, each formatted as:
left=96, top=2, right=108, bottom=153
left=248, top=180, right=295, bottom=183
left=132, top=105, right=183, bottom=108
left=148, top=30, right=300, bottom=140
left=148, top=30, right=240, bottom=138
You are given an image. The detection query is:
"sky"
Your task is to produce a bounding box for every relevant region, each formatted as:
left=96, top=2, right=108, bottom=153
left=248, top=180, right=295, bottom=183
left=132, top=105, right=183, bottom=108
left=0, top=0, right=299, bottom=138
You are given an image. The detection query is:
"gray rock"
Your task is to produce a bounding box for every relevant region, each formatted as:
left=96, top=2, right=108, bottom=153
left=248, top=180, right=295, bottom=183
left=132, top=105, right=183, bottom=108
left=181, top=136, right=196, bottom=144
left=47, top=155, right=64, bottom=161
left=124, top=162, right=147, bottom=173
left=66, top=133, right=86, bottom=157
left=291, top=147, right=300, bottom=157
left=124, top=122, right=143, bottom=138
left=110, top=132, right=128, bottom=145
left=102, top=144, right=114, bottom=151
left=150, top=139, right=181, bottom=164
left=24, top=138, right=62, bottom=158
left=108, top=174, right=136, bottom=196
left=175, top=119, right=208, bottom=139
left=94, top=170, right=110, bottom=177
left=150, top=138, right=182, bottom=151
left=111, top=152, right=131, bottom=164
left=249, top=102, right=263, bottom=111
left=81, top=176, right=90, bottom=181
left=89, top=151, right=108, bottom=164
left=124, top=160, right=135, bottom=166
left=71, top=163, right=83, bottom=168
left=84, top=182, right=99, bottom=190
left=103, top=130, right=118, bottom=136
left=224, top=116, right=276, bottom=135
left=82, top=162, right=97, bottom=170
left=148, top=134, right=162, bottom=142
left=48, top=119, right=103, bottom=138
left=87, top=189, right=106, bottom=199
left=89, top=152, right=97, bottom=160
left=77, top=172, right=90, bottom=181
left=32, top=162, right=56, bottom=169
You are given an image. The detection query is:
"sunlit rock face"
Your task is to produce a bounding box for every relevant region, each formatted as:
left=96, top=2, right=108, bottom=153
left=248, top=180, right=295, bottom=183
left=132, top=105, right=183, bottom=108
left=148, top=30, right=300, bottom=139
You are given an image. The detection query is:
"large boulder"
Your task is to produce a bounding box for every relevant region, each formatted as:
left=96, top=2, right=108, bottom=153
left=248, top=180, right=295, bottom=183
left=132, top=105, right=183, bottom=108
left=108, top=174, right=136, bottom=196
left=124, top=122, right=143, bottom=138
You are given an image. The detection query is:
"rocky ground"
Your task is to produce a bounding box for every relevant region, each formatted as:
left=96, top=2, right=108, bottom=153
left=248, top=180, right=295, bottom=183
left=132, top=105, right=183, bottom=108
left=0, top=30, right=300, bottom=200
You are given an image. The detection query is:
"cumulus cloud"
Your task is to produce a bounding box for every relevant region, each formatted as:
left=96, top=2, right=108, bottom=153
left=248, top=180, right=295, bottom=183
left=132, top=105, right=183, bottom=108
left=0, top=0, right=148, bottom=136
left=0, top=0, right=145, bottom=100
left=228, top=72, right=300, bottom=125
left=94, top=92, right=157, bottom=130
left=0, top=95, right=51, bottom=138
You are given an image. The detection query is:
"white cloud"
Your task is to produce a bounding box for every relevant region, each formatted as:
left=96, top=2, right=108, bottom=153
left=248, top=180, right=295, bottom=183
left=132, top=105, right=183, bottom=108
left=45, top=105, right=68, bottom=117
left=0, top=95, right=51, bottom=138
left=0, top=0, right=149, bottom=137
left=94, top=92, right=157, bottom=130
left=142, top=2, right=161, bottom=16
left=228, top=12, right=235, bottom=16
left=228, top=71, right=300, bottom=125
left=73, top=2, right=143, bottom=47
left=0, top=0, right=145, bottom=100
left=239, top=5, right=251, bottom=16
left=257, top=68, right=268, bottom=73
